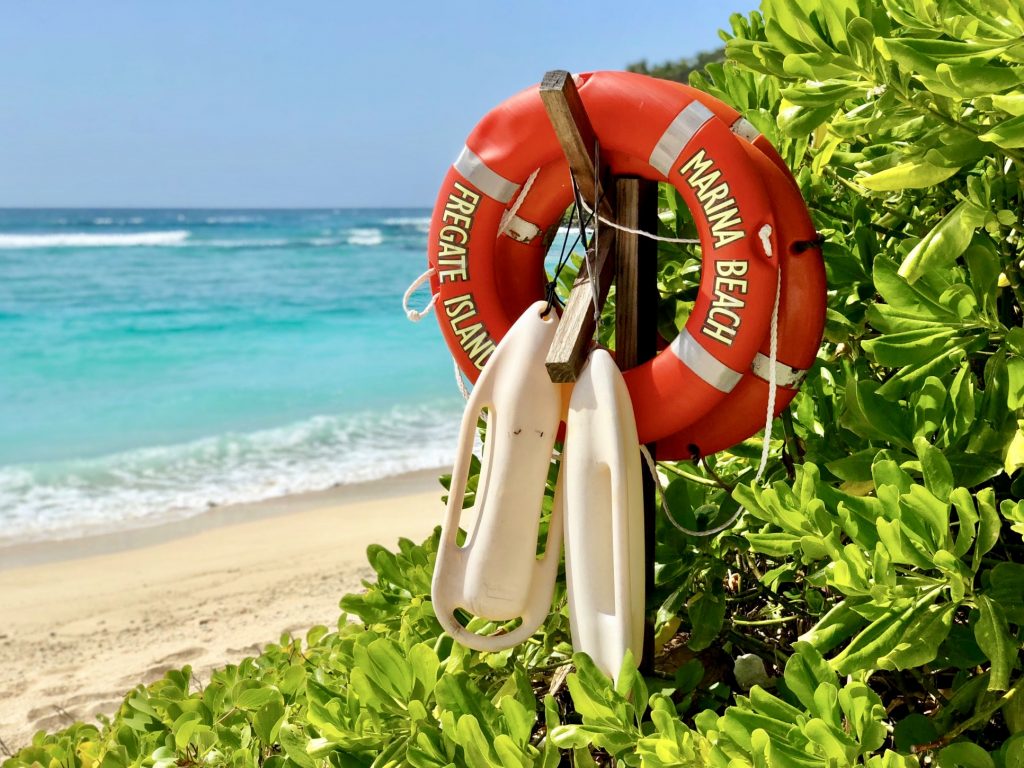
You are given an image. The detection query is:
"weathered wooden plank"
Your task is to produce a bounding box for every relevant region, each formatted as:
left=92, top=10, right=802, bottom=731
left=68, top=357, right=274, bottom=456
left=539, top=69, right=618, bottom=382
left=538, top=70, right=613, bottom=220
left=544, top=234, right=616, bottom=382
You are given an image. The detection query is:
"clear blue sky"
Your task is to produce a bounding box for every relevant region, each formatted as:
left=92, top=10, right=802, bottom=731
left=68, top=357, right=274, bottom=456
left=0, top=2, right=758, bottom=208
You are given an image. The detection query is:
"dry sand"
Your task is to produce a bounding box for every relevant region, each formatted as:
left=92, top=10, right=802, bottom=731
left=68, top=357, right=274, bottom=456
left=0, top=470, right=449, bottom=752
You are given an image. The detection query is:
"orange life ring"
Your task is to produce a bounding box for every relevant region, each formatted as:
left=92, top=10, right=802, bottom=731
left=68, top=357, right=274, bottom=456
left=428, top=71, right=782, bottom=444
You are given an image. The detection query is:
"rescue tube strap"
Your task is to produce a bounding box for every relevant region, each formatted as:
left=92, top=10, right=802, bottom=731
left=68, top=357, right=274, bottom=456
left=649, top=101, right=714, bottom=176
left=669, top=330, right=744, bottom=393
left=454, top=146, right=520, bottom=204
left=403, top=267, right=438, bottom=322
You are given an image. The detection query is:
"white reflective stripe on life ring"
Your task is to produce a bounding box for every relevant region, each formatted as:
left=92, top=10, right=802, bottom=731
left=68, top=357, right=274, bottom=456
left=670, top=329, right=744, bottom=393
left=649, top=101, right=715, bottom=177
left=454, top=146, right=521, bottom=204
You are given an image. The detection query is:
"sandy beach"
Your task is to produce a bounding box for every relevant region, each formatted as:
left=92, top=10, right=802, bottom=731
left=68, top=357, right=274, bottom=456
left=0, top=470, right=449, bottom=752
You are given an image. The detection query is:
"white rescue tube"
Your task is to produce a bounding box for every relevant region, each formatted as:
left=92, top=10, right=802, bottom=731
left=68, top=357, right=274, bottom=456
left=431, top=301, right=565, bottom=651
left=564, top=349, right=645, bottom=679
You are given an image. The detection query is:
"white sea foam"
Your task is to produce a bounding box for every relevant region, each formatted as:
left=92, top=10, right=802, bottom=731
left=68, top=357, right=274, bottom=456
left=347, top=228, right=383, bottom=246
left=555, top=225, right=595, bottom=236
left=0, top=230, right=190, bottom=249
left=204, top=215, right=264, bottom=224
left=383, top=217, right=431, bottom=233
left=0, top=402, right=461, bottom=547
left=201, top=238, right=291, bottom=248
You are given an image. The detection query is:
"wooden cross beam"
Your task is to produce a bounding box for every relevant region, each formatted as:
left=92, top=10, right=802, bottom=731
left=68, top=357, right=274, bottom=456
left=539, top=70, right=616, bottom=383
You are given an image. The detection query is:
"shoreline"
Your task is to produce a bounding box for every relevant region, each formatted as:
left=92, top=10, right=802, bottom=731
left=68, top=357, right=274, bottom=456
left=0, top=467, right=447, bottom=570
left=0, top=467, right=452, bottom=750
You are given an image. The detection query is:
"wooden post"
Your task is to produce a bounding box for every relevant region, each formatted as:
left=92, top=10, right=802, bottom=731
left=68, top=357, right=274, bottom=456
left=539, top=70, right=616, bottom=383
left=614, top=178, right=659, bottom=675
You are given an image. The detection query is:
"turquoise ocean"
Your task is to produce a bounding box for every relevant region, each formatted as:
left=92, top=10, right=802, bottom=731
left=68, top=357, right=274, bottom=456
left=0, top=209, right=466, bottom=548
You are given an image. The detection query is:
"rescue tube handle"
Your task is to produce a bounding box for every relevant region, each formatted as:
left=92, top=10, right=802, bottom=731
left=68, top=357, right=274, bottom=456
left=433, top=475, right=564, bottom=653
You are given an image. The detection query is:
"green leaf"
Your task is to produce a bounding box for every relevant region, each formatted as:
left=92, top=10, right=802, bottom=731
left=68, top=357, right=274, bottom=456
left=876, top=37, right=1011, bottom=68
left=800, top=600, right=867, bottom=655
left=862, top=327, right=956, bottom=367
left=830, top=587, right=943, bottom=674
left=687, top=588, right=726, bottom=652
left=976, top=488, right=1002, bottom=568
left=803, top=717, right=858, bottom=763
left=992, top=94, right=1024, bottom=116
left=979, top=114, right=1024, bottom=149
left=235, top=687, right=279, bottom=711
left=1008, top=357, right=1024, bottom=410
left=859, top=161, right=959, bottom=191
left=898, top=202, right=987, bottom=284
left=841, top=377, right=915, bottom=449
left=278, top=723, right=316, bottom=768
left=838, top=682, right=887, bottom=752
left=827, top=449, right=877, bottom=483
left=937, top=63, right=1024, bottom=96
left=892, top=713, right=939, bottom=753
left=873, top=256, right=957, bottom=320
left=783, top=642, right=835, bottom=712
left=1003, top=499, right=1024, bottom=539
left=253, top=698, right=286, bottom=746
left=498, top=697, right=535, bottom=749
left=1006, top=426, right=1024, bottom=475
left=781, top=80, right=864, bottom=107
left=975, top=594, right=1016, bottom=691
left=778, top=100, right=837, bottom=136
left=455, top=715, right=501, bottom=767
left=883, top=601, right=957, bottom=670
left=913, top=437, right=955, bottom=501
left=988, top=563, right=1024, bottom=624
left=408, top=642, right=440, bottom=697
left=937, top=742, right=996, bottom=768
left=913, top=377, right=948, bottom=439
left=435, top=673, right=499, bottom=741
left=564, top=655, right=618, bottom=723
